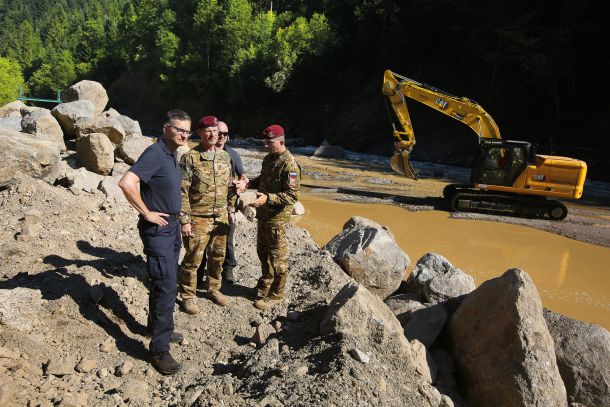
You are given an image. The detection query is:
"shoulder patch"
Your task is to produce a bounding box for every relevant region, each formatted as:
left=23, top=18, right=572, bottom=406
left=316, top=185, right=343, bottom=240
left=289, top=172, right=298, bottom=188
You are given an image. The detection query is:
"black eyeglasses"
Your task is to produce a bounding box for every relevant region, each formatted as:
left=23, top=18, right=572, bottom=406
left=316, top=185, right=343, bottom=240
left=219, top=132, right=229, bottom=138
left=167, top=124, right=192, bottom=136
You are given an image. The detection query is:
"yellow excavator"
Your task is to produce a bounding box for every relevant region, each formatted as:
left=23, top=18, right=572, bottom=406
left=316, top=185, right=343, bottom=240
left=382, top=70, right=587, bottom=220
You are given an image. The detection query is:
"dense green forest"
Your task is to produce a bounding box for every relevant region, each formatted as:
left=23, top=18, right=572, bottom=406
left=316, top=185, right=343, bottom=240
left=1, top=0, right=608, bottom=179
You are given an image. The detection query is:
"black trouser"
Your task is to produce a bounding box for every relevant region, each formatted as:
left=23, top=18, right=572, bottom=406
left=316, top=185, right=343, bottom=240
left=138, top=218, right=181, bottom=353
left=197, top=221, right=237, bottom=284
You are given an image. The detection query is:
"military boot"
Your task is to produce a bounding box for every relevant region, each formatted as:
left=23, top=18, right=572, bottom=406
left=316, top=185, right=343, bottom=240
left=181, top=298, right=200, bottom=315
left=206, top=290, right=229, bottom=307
left=254, top=297, right=282, bottom=311
left=151, top=351, right=182, bottom=375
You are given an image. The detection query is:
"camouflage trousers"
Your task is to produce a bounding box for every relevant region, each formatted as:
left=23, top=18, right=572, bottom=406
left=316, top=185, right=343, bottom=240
left=256, top=220, right=289, bottom=300
left=179, top=217, right=229, bottom=299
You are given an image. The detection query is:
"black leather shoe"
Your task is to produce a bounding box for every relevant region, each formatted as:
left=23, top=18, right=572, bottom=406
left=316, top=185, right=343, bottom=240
left=151, top=351, right=182, bottom=375
left=146, top=331, right=184, bottom=344
left=222, top=269, right=236, bottom=284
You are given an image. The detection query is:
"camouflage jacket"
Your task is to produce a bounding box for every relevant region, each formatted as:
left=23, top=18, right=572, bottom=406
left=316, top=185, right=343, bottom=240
left=250, top=149, right=300, bottom=223
left=179, top=145, right=237, bottom=224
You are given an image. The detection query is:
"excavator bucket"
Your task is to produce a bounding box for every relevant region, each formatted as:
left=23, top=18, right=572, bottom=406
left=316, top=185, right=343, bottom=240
left=390, top=150, right=418, bottom=179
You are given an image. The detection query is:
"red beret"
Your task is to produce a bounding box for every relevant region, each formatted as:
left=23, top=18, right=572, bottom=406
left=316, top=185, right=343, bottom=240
left=262, top=124, right=284, bottom=139
left=198, top=115, right=218, bottom=129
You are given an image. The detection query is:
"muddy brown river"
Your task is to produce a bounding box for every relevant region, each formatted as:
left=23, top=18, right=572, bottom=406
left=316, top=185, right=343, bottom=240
left=294, top=193, right=610, bottom=329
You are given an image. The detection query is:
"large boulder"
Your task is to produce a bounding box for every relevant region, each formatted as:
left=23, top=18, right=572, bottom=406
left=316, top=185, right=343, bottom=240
left=320, top=281, right=433, bottom=383
left=62, top=80, right=108, bottom=114
left=20, top=108, right=66, bottom=151
left=118, top=134, right=152, bottom=164
left=544, top=309, right=610, bottom=407
left=0, top=101, right=26, bottom=118
left=324, top=216, right=409, bottom=299
left=408, top=253, right=475, bottom=304
left=75, top=115, right=126, bottom=145
left=0, top=128, right=61, bottom=186
left=76, top=132, right=114, bottom=175
left=448, top=269, right=567, bottom=407
left=51, top=100, right=95, bottom=138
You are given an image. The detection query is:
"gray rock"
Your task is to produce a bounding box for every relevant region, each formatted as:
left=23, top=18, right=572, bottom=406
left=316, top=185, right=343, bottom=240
left=292, top=201, right=305, bottom=216
left=21, top=108, right=66, bottom=151
left=46, top=356, right=77, bottom=376
left=118, top=378, right=150, bottom=402
left=117, top=115, right=142, bottom=136
left=115, top=360, right=134, bottom=377
left=101, top=176, right=126, bottom=204
left=324, top=216, right=409, bottom=299
left=253, top=323, right=276, bottom=347
left=70, top=167, right=104, bottom=193
left=0, top=100, right=26, bottom=118
left=385, top=294, right=426, bottom=324
left=118, top=134, right=152, bottom=164
left=75, top=357, right=97, bottom=373
left=0, top=129, right=61, bottom=186
left=320, top=281, right=432, bottom=383
left=111, top=162, right=131, bottom=177
left=408, top=253, right=475, bottom=303
left=76, top=133, right=114, bottom=175
left=403, top=303, right=448, bottom=348
left=313, top=140, right=347, bottom=159
left=0, top=116, right=22, bottom=132
left=544, top=309, right=610, bottom=407
left=102, top=108, right=120, bottom=118
left=62, top=80, right=108, bottom=114
left=51, top=100, right=95, bottom=138
left=349, top=348, right=370, bottom=364
left=75, top=115, right=126, bottom=145
left=448, top=269, right=567, bottom=407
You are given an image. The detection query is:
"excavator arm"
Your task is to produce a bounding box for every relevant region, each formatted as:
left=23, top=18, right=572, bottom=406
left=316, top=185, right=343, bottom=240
left=382, top=70, right=502, bottom=178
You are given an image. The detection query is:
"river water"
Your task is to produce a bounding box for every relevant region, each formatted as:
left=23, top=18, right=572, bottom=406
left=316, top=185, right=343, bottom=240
left=294, top=193, right=610, bottom=329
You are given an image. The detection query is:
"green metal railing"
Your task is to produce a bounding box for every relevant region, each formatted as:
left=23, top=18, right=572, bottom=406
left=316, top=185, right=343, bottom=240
left=17, top=87, right=61, bottom=104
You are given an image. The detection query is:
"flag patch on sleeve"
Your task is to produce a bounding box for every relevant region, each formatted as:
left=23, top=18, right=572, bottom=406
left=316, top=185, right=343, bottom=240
left=289, top=172, right=298, bottom=188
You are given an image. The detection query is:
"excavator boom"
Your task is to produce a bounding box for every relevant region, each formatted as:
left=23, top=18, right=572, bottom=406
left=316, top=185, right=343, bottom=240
left=382, top=70, right=501, bottom=178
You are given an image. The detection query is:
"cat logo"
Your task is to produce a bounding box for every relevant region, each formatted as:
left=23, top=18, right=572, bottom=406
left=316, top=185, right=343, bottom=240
left=532, top=174, right=545, bottom=181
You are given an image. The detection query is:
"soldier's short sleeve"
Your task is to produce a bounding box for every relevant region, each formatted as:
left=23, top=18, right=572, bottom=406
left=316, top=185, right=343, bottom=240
left=267, top=156, right=300, bottom=206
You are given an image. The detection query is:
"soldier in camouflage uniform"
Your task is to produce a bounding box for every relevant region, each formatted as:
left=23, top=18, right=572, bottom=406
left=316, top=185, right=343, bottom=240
left=179, top=115, right=237, bottom=312
left=249, top=124, right=301, bottom=310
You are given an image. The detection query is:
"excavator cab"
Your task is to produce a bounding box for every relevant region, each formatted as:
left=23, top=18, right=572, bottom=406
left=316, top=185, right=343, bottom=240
left=472, top=140, right=531, bottom=187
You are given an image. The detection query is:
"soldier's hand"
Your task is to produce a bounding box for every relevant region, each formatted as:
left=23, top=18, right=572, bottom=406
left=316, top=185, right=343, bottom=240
left=181, top=223, right=192, bottom=237
left=144, top=211, right=169, bottom=226
left=250, top=192, right=268, bottom=208
left=234, top=175, right=249, bottom=192
left=229, top=212, right=237, bottom=224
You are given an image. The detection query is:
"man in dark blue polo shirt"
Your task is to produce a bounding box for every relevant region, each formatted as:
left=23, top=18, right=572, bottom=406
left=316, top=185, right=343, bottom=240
left=118, top=109, right=191, bottom=375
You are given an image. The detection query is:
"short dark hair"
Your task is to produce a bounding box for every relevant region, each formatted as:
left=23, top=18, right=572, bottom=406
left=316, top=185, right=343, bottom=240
left=165, top=109, right=190, bottom=124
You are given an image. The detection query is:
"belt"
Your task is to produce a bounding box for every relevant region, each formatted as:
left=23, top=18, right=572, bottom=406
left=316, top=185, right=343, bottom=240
left=139, top=213, right=178, bottom=223
left=191, top=213, right=220, bottom=219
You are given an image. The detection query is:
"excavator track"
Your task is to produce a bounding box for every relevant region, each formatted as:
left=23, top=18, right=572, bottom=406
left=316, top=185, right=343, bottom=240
left=443, top=184, right=568, bottom=220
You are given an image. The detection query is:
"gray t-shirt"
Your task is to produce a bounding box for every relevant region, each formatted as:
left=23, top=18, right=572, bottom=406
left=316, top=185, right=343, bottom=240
left=225, top=146, right=245, bottom=177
